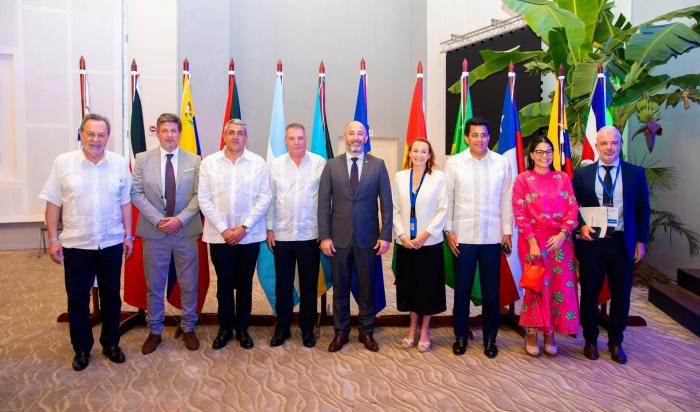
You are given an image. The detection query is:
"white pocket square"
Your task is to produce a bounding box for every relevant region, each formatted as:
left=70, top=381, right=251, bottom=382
left=183, top=168, right=195, bottom=173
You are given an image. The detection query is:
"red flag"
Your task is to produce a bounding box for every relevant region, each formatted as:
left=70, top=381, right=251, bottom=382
left=402, top=61, right=427, bottom=168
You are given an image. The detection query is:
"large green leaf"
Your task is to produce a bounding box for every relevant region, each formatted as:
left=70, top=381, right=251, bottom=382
left=668, top=73, right=700, bottom=89
left=626, top=22, right=700, bottom=64
left=611, top=74, right=670, bottom=107
left=548, top=28, right=571, bottom=73
left=520, top=101, right=552, bottom=117
left=568, top=61, right=600, bottom=99
left=519, top=101, right=553, bottom=136
left=593, top=1, right=616, bottom=45
left=643, top=5, right=700, bottom=26
left=504, top=0, right=586, bottom=62
left=447, top=48, right=542, bottom=93
left=555, top=0, right=601, bottom=58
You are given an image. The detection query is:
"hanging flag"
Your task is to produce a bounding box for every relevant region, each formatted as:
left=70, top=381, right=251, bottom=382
left=174, top=58, right=211, bottom=313
left=444, top=59, right=482, bottom=305
left=350, top=58, right=386, bottom=313
left=259, top=59, right=298, bottom=313
left=123, top=60, right=148, bottom=310
left=582, top=64, right=608, bottom=165
left=310, top=61, right=334, bottom=296
left=220, top=58, right=242, bottom=150
left=495, top=63, right=525, bottom=303
left=548, top=65, right=574, bottom=177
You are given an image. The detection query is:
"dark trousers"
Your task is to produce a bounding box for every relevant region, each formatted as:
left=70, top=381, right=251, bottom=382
left=209, top=242, right=260, bottom=333
left=576, top=236, right=633, bottom=344
left=273, top=240, right=320, bottom=335
left=453, top=243, right=501, bottom=342
left=63, top=244, right=123, bottom=353
left=331, top=241, right=376, bottom=335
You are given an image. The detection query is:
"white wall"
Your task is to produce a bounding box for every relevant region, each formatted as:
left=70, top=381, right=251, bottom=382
left=0, top=0, right=123, bottom=233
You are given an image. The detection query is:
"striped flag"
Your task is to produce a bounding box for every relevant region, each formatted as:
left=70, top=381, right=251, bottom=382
left=220, top=58, right=242, bottom=149
left=310, top=61, right=334, bottom=296
left=352, top=58, right=386, bottom=313
left=444, top=59, right=482, bottom=305
left=548, top=65, right=574, bottom=177
left=495, top=64, right=525, bottom=303
left=259, top=59, right=298, bottom=313
left=174, top=59, right=211, bottom=313
left=401, top=61, right=427, bottom=167
left=123, top=60, right=148, bottom=310
left=582, top=64, right=608, bottom=165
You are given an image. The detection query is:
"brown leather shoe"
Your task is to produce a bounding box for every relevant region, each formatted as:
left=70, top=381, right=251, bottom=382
left=182, top=330, right=200, bottom=351
left=583, top=341, right=599, bottom=360
left=608, top=342, right=627, bottom=364
left=359, top=332, right=379, bottom=352
left=328, top=332, right=349, bottom=353
left=141, top=334, right=161, bottom=355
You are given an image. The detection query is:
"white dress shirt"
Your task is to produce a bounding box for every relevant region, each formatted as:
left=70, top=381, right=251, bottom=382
left=159, top=146, right=179, bottom=194
left=39, top=149, right=132, bottom=249
left=392, top=169, right=448, bottom=246
left=346, top=152, right=364, bottom=179
left=594, top=158, right=624, bottom=230
left=198, top=149, right=272, bottom=244
left=444, top=149, right=513, bottom=244
left=266, top=152, right=326, bottom=241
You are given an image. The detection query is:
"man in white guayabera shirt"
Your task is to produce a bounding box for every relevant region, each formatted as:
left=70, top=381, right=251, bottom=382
left=266, top=123, right=326, bottom=348
left=40, top=113, right=133, bottom=371
left=444, top=116, right=513, bottom=360
left=198, top=118, right=271, bottom=351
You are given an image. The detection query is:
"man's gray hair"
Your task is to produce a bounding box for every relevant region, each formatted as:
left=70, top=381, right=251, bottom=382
left=80, top=113, right=111, bottom=135
left=224, top=118, right=247, bottom=134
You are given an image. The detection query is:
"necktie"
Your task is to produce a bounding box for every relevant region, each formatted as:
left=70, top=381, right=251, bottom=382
left=603, top=165, right=613, bottom=207
left=165, top=154, right=176, bottom=217
left=350, top=157, right=359, bottom=194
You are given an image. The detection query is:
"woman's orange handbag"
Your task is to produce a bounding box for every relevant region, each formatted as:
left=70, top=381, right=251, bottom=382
left=520, top=261, right=545, bottom=292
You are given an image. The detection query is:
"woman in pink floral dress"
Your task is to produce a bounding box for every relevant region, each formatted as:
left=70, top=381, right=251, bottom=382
left=512, top=136, right=580, bottom=357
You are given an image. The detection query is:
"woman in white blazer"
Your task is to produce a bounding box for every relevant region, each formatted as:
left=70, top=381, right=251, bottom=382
left=392, top=138, right=447, bottom=352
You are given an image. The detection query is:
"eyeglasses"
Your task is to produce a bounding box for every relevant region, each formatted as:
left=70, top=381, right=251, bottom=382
left=533, top=150, right=553, bottom=157
left=224, top=130, right=246, bottom=137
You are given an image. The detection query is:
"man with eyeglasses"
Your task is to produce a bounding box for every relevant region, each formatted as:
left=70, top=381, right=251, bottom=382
left=444, top=117, right=513, bottom=359
left=40, top=113, right=133, bottom=371
left=572, top=126, right=650, bottom=364
left=198, top=119, right=272, bottom=350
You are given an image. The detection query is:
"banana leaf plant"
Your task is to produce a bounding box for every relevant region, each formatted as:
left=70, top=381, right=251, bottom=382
left=448, top=0, right=700, bottom=257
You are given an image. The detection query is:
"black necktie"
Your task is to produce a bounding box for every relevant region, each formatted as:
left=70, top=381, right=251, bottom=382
left=350, top=157, right=359, bottom=194
left=603, top=165, right=613, bottom=207
left=165, top=154, right=176, bottom=217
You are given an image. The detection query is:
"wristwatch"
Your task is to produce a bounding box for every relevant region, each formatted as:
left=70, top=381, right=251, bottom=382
left=443, top=229, right=453, bottom=236
left=241, top=225, right=250, bottom=233
left=125, top=235, right=135, bottom=241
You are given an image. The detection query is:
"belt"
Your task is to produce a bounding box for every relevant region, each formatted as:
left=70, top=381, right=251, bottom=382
left=603, top=230, right=624, bottom=239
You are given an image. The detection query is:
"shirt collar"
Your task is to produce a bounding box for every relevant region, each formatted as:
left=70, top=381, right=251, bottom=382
left=160, top=146, right=179, bottom=159
left=598, top=157, right=620, bottom=169
left=347, top=152, right=364, bottom=162
left=79, top=149, right=109, bottom=166
left=464, top=149, right=491, bottom=162
left=219, top=148, right=249, bottom=164
left=287, top=151, right=310, bottom=167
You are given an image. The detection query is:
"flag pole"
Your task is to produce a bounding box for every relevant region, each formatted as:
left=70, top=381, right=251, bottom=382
left=461, top=59, right=468, bottom=128
left=317, top=60, right=329, bottom=334
left=79, top=56, right=87, bottom=120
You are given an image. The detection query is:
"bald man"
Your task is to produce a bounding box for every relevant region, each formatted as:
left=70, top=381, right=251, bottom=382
left=318, top=121, right=392, bottom=353
left=572, top=126, right=650, bottom=364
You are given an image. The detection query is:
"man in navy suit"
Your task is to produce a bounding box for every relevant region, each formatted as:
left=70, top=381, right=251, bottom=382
left=572, top=126, right=650, bottom=364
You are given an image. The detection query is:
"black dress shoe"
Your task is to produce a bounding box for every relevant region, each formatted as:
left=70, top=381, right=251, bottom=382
left=483, top=341, right=498, bottom=358
left=302, top=335, right=316, bottom=348
left=212, top=329, right=233, bottom=350
left=328, top=332, right=349, bottom=352
left=359, top=332, right=379, bottom=352
left=102, top=346, right=126, bottom=363
left=72, top=352, right=90, bottom=371
left=608, top=342, right=627, bottom=364
left=452, top=337, right=467, bottom=356
left=239, top=331, right=254, bottom=350
left=270, top=327, right=291, bottom=347
left=583, top=341, right=600, bottom=360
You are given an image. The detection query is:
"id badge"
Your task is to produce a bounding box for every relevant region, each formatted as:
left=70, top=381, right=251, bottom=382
left=606, top=207, right=619, bottom=228
left=410, top=216, right=417, bottom=239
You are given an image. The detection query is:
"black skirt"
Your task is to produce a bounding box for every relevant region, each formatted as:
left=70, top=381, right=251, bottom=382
left=395, top=242, right=447, bottom=315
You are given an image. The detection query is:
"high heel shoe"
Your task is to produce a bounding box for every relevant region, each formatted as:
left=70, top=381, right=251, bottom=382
left=401, top=328, right=420, bottom=349
left=417, top=332, right=431, bottom=353
left=544, top=332, right=558, bottom=357
left=525, top=328, right=540, bottom=357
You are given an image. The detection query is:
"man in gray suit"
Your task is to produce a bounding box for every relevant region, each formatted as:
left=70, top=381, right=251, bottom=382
left=131, top=113, right=203, bottom=354
left=318, top=120, right=392, bottom=352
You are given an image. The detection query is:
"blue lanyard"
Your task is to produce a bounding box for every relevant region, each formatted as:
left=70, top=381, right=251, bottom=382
left=409, top=168, right=426, bottom=238
left=596, top=162, right=620, bottom=205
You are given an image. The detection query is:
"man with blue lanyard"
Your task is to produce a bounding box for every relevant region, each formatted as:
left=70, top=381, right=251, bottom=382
left=572, top=126, right=650, bottom=364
